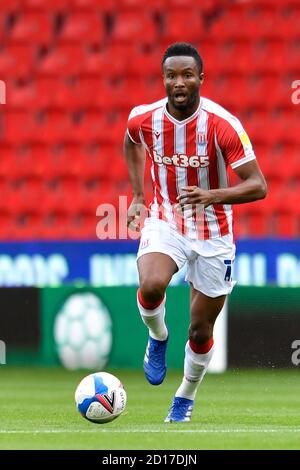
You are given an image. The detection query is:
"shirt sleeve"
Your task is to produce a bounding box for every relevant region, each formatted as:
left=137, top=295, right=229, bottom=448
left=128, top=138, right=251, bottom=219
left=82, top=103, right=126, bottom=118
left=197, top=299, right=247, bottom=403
left=216, top=117, right=256, bottom=169
left=127, top=106, right=142, bottom=144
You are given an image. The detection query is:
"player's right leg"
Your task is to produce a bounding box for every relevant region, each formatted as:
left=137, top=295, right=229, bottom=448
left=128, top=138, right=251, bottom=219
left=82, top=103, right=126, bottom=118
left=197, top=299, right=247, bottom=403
left=136, top=218, right=187, bottom=385
left=137, top=252, right=177, bottom=385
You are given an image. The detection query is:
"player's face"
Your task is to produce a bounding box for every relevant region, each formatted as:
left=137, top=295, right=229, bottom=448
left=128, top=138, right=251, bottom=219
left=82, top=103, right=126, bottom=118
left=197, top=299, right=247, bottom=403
left=163, top=56, right=204, bottom=112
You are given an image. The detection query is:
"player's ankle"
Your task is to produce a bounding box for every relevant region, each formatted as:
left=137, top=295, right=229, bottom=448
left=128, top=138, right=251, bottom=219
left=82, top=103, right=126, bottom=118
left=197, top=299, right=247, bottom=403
left=149, top=327, right=168, bottom=341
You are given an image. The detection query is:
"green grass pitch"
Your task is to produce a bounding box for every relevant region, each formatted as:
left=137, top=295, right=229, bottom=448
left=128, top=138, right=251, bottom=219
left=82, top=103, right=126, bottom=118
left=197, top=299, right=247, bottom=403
left=0, top=367, right=299, bottom=450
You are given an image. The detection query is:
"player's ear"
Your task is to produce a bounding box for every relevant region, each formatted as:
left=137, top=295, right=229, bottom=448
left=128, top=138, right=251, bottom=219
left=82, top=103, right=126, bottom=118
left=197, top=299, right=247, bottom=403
left=162, top=71, right=167, bottom=87
left=199, top=72, right=204, bottom=84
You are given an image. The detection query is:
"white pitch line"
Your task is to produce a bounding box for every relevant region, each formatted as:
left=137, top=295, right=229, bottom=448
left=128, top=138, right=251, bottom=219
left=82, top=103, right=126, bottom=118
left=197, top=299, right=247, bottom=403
left=0, top=428, right=300, bottom=434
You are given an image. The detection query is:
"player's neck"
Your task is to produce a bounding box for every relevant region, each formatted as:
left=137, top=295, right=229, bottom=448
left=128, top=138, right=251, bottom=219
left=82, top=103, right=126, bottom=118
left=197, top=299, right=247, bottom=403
left=167, top=97, right=200, bottom=122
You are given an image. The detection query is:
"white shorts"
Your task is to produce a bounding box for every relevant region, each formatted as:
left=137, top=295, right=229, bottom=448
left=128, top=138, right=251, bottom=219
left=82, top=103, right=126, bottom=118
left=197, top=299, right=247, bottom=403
left=137, top=218, right=236, bottom=298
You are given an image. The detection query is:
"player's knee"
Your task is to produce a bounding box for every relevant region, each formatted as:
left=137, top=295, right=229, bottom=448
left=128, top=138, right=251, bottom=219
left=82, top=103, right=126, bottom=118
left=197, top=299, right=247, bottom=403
left=139, top=277, right=166, bottom=304
left=188, top=322, right=213, bottom=346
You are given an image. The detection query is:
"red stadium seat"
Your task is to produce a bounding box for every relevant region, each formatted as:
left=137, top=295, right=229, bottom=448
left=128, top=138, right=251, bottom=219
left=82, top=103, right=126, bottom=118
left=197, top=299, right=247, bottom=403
left=201, top=42, right=245, bottom=76
left=268, top=190, right=300, bottom=237
left=9, top=13, right=54, bottom=45
left=0, top=146, right=14, bottom=181
left=250, top=41, right=286, bottom=75
left=0, top=13, right=6, bottom=43
left=45, top=78, right=85, bottom=110
left=1, top=111, right=40, bottom=144
left=0, top=46, right=35, bottom=78
left=0, top=0, right=20, bottom=10
left=35, top=78, right=64, bottom=109
left=21, top=77, right=105, bottom=111
left=0, top=184, right=12, bottom=212
left=7, top=78, right=60, bottom=110
left=69, top=214, right=98, bottom=239
left=167, top=0, right=222, bottom=9
left=7, top=180, right=45, bottom=216
left=23, top=0, right=71, bottom=11
left=7, top=78, right=70, bottom=110
left=252, top=11, right=283, bottom=40
left=38, top=45, right=85, bottom=76
left=260, top=155, right=293, bottom=192
left=41, top=111, right=77, bottom=144
left=76, top=144, right=116, bottom=181
left=0, top=210, right=15, bottom=240
left=111, top=12, right=157, bottom=45
left=244, top=111, right=288, bottom=147
left=7, top=79, right=38, bottom=110
left=41, top=212, right=71, bottom=239
left=71, top=0, right=115, bottom=12
left=10, top=214, right=44, bottom=240
left=76, top=78, right=114, bottom=109
left=106, top=150, right=129, bottom=183
left=126, top=48, right=162, bottom=78
left=39, top=144, right=83, bottom=180
left=107, top=118, right=128, bottom=144
left=234, top=201, right=272, bottom=238
left=2, top=111, right=77, bottom=145
left=162, top=10, right=205, bottom=43
left=111, top=78, right=146, bottom=110
left=286, top=42, right=300, bottom=73
left=117, top=0, right=166, bottom=11
left=81, top=47, right=127, bottom=78
left=248, top=0, right=290, bottom=7
left=75, top=112, right=111, bottom=143
left=210, top=12, right=248, bottom=41
left=8, top=146, right=45, bottom=181
left=43, top=184, right=83, bottom=218
left=80, top=189, right=106, bottom=216
left=165, top=0, right=195, bottom=6
left=59, top=12, right=105, bottom=44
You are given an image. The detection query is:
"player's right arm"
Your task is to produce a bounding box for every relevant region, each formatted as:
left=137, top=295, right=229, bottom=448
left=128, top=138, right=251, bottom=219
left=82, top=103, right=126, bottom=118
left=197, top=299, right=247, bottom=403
left=123, top=131, right=146, bottom=228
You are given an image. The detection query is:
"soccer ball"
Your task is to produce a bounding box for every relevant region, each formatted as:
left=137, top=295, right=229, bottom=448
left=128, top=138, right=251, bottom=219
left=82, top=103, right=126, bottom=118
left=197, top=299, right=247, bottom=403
left=54, top=292, right=112, bottom=370
left=75, top=372, right=127, bottom=423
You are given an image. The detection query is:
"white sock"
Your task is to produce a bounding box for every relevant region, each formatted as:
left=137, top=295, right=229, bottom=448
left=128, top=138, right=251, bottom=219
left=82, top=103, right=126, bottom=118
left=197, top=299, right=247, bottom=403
left=137, top=293, right=168, bottom=341
left=175, top=341, right=214, bottom=400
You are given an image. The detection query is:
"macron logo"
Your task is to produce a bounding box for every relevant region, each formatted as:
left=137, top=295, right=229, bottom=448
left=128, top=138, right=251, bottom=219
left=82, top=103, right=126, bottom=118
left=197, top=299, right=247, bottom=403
left=153, top=150, right=209, bottom=168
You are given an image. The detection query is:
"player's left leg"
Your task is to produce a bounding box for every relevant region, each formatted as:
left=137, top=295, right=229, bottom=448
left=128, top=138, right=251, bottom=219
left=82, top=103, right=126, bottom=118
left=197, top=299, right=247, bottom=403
left=165, top=237, right=235, bottom=423
left=165, top=288, right=225, bottom=422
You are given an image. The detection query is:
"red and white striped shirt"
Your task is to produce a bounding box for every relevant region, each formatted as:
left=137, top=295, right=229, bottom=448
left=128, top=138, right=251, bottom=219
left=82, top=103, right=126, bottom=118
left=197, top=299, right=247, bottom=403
left=127, top=96, right=256, bottom=240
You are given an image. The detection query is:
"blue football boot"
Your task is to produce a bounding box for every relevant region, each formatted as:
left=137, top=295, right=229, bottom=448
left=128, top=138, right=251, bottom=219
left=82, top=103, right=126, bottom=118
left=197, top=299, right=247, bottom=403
left=164, top=397, right=194, bottom=422
left=143, top=335, right=168, bottom=385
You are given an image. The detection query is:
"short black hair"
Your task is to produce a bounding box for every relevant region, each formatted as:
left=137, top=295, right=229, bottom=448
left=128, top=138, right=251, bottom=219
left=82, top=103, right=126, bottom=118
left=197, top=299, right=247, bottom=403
left=162, top=42, right=203, bottom=73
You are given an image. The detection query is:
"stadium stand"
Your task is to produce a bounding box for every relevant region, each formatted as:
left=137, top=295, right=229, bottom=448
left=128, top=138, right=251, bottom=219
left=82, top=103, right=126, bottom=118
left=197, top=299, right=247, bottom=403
left=0, top=0, right=299, bottom=239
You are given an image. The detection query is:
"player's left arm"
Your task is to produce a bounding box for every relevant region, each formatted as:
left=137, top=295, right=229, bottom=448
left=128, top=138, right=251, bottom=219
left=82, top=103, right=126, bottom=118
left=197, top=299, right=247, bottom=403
left=177, top=120, right=267, bottom=208
left=177, top=159, right=267, bottom=208
left=191, top=159, right=267, bottom=206
left=221, top=158, right=268, bottom=204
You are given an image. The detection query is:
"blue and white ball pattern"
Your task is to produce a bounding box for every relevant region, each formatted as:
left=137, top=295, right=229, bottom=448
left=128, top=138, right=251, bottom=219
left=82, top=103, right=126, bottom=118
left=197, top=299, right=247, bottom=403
left=75, top=372, right=127, bottom=423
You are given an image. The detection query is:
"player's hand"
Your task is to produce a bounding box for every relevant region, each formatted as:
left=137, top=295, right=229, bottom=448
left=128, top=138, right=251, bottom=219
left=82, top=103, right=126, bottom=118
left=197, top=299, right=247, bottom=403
left=175, top=186, right=215, bottom=209
left=127, top=197, right=147, bottom=232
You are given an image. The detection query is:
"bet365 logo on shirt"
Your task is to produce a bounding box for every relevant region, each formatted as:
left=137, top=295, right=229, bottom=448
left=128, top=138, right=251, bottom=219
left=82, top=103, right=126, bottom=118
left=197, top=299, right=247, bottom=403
left=153, top=150, right=209, bottom=168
